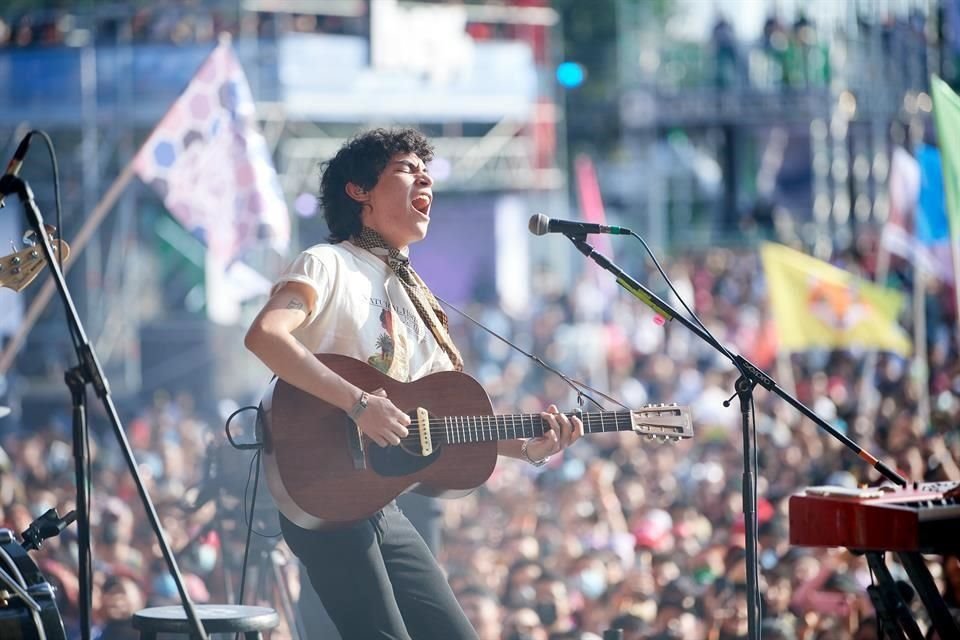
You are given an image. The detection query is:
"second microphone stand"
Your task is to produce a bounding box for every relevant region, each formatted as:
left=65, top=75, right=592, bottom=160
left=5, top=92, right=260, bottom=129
left=564, top=233, right=906, bottom=640
left=0, top=174, right=209, bottom=639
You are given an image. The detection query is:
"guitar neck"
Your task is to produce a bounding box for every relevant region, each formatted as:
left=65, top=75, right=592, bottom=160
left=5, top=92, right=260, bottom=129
left=441, top=411, right=633, bottom=444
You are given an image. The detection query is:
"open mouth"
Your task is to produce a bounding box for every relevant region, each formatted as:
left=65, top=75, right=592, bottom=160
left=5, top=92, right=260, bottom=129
left=412, top=194, right=431, bottom=215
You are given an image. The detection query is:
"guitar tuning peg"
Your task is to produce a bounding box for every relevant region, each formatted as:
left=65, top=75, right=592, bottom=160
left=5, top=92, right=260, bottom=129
left=22, top=225, right=57, bottom=247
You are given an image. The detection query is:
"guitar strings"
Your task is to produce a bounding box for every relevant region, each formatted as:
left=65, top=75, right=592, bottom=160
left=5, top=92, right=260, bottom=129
left=391, top=414, right=665, bottom=445
left=358, top=408, right=684, bottom=446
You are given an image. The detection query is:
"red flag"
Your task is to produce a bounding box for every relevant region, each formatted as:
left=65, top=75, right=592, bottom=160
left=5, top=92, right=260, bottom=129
left=574, top=154, right=619, bottom=299
left=574, top=154, right=612, bottom=259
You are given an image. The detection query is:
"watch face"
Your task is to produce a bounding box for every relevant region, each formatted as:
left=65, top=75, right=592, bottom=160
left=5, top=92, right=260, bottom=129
left=349, top=391, right=369, bottom=420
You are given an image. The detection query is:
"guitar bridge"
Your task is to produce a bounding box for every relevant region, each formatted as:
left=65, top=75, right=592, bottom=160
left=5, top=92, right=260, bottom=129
left=416, top=407, right=433, bottom=456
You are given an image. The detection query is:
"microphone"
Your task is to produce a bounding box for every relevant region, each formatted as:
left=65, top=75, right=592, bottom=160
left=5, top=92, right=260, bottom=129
left=0, top=132, right=34, bottom=209
left=528, top=213, right=631, bottom=236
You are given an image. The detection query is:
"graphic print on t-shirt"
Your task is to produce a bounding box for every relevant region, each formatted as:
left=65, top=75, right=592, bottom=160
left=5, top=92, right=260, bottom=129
left=367, top=306, right=409, bottom=380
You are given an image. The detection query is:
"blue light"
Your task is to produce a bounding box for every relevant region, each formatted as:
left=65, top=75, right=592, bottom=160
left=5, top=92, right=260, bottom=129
left=556, top=62, right=586, bottom=88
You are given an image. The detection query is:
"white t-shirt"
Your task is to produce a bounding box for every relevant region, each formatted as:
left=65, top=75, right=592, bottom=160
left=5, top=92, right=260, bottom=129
left=272, top=241, right=455, bottom=382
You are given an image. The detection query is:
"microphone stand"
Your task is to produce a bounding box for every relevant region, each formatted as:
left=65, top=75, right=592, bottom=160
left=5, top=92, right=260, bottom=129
left=564, top=234, right=906, bottom=640
left=0, top=175, right=209, bottom=640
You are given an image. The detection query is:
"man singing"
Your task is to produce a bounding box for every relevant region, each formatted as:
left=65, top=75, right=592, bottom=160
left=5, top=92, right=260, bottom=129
left=245, top=128, right=582, bottom=639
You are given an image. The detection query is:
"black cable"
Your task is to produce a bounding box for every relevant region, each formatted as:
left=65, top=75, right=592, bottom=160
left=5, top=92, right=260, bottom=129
left=225, top=405, right=263, bottom=450
left=242, top=447, right=280, bottom=540
left=628, top=231, right=749, bottom=380
left=236, top=448, right=260, bottom=607
left=435, top=295, right=624, bottom=411
left=224, top=404, right=279, bottom=535
left=22, top=130, right=77, bottom=349
left=627, top=231, right=763, bottom=631
left=30, top=131, right=65, bottom=273
left=224, top=401, right=279, bottom=639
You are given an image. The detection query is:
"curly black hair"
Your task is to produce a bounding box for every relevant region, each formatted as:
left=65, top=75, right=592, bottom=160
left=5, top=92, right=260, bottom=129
left=319, top=128, right=435, bottom=242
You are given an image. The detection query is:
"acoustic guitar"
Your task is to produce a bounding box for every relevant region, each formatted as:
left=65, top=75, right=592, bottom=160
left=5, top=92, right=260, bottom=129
left=259, top=354, right=694, bottom=528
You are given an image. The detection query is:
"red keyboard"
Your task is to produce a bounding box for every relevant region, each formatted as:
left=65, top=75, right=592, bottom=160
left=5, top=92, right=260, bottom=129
left=789, top=482, right=960, bottom=553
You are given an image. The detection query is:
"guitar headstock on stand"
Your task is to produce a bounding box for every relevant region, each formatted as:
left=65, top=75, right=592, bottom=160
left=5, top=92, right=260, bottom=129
left=0, top=226, right=70, bottom=292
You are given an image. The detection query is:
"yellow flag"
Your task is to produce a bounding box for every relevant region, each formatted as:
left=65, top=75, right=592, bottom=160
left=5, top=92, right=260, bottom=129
left=760, top=243, right=911, bottom=355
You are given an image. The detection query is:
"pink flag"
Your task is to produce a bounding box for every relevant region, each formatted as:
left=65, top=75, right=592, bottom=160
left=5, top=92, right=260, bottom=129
left=133, top=40, right=290, bottom=267
left=574, top=154, right=617, bottom=297
left=574, top=154, right=612, bottom=259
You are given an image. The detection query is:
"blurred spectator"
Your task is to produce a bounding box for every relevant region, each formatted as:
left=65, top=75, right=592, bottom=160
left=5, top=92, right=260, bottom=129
left=608, top=612, right=649, bottom=640
left=459, top=584, right=503, bottom=640
left=711, top=16, right=743, bottom=89
left=94, top=575, right=144, bottom=640
left=506, top=606, right=549, bottom=640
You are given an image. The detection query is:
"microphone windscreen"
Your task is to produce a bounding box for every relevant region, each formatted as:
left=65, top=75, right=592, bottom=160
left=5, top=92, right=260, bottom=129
left=528, top=213, right=550, bottom=236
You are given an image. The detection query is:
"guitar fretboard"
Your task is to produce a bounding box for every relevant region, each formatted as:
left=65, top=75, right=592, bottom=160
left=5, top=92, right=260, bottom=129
left=440, top=411, right=638, bottom=444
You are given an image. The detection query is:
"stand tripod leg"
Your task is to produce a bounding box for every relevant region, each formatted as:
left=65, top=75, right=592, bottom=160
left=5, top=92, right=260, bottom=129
left=866, top=552, right=923, bottom=640
left=176, top=513, right=238, bottom=604
left=897, top=552, right=960, bottom=639
left=239, top=541, right=305, bottom=640
left=269, top=549, right=306, bottom=640
left=66, top=366, right=98, bottom=640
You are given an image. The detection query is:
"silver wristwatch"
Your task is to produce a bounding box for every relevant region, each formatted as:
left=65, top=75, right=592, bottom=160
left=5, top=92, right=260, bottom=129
left=348, top=390, right=369, bottom=421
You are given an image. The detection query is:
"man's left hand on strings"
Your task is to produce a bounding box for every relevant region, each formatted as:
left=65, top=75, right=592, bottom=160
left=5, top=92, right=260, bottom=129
left=525, top=404, right=584, bottom=461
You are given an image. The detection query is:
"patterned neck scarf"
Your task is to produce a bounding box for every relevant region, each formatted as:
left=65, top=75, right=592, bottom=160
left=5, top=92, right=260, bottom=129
left=352, top=227, right=464, bottom=371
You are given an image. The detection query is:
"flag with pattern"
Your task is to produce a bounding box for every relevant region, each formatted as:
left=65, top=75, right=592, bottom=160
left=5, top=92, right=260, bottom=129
left=761, top=243, right=911, bottom=356
left=133, top=39, right=289, bottom=323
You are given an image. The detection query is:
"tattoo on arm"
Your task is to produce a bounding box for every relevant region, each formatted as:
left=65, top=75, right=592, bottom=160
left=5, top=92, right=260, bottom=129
left=285, top=298, right=305, bottom=312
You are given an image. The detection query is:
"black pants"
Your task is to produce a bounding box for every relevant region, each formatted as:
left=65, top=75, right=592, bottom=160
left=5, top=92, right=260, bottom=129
left=280, top=501, right=477, bottom=640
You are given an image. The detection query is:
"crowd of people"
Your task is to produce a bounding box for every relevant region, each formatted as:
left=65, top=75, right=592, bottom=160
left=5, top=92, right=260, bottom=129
left=0, top=2, right=957, bottom=638
left=0, top=3, right=366, bottom=48
left=0, top=0, right=545, bottom=49
left=1, top=234, right=959, bottom=639
left=698, top=8, right=943, bottom=93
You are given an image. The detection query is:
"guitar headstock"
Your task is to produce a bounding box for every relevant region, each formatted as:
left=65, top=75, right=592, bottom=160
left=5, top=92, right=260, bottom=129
left=0, top=239, right=70, bottom=292
left=630, top=404, right=694, bottom=442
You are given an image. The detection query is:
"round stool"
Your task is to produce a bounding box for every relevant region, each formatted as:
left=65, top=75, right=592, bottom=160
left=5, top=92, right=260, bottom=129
left=132, top=604, right=279, bottom=639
